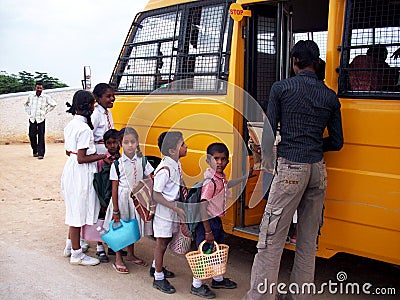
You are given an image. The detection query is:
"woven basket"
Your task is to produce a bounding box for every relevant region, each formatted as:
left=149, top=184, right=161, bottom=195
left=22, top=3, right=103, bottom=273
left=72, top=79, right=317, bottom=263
left=185, top=241, right=229, bottom=280
left=168, top=223, right=192, bottom=255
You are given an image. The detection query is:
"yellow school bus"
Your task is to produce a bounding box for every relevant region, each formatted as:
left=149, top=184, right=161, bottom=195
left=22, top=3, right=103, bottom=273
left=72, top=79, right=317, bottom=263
left=109, top=0, right=400, bottom=265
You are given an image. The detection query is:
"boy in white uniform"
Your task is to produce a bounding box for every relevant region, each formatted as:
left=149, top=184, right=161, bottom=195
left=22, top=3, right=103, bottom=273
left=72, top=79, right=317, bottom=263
left=151, top=131, right=187, bottom=294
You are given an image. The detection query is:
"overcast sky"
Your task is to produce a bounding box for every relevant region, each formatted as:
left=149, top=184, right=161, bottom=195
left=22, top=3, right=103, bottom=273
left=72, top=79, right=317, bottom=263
left=0, top=0, right=146, bottom=87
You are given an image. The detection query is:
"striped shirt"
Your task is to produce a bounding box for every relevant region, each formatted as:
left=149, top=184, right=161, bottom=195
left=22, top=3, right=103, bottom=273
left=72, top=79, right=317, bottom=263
left=24, top=93, right=57, bottom=123
left=266, top=70, right=344, bottom=163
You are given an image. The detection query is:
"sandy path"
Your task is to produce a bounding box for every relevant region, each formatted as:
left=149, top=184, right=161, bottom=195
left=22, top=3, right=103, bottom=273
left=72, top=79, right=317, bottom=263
left=0, top=143, right=252, bottom=299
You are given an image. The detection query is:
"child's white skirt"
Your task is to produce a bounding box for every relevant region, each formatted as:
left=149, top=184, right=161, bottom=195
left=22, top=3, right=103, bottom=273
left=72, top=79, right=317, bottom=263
left=103, top=186, right=153, bottom=237
left=61, top=154, right=100, bottom=227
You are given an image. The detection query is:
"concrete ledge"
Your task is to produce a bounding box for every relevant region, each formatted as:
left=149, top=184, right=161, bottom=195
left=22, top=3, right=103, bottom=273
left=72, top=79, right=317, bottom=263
left=0, top=88, right=79, bottom=143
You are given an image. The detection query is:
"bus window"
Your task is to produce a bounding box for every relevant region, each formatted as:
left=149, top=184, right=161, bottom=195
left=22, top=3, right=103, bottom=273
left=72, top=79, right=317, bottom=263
left=294, top=31, right=328, bottom=61
left=111, top=1, right=232, bottom=94
left=338, top=0, right=400, bottom=98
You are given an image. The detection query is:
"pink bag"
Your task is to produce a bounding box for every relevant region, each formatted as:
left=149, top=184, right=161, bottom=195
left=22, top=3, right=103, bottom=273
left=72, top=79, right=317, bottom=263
left=168, top=223, right=192, bottom=255
left=82, top=219, right=104, bottom=242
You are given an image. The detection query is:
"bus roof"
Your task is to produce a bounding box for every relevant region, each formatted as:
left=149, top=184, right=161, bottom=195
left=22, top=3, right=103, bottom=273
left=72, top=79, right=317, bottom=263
left=144, top=0, right=197, bottom=11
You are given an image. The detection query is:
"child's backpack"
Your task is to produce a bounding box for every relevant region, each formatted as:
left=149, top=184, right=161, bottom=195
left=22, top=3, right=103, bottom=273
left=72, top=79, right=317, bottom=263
left=183, top=178, right=216, bottom=239
left=93, top=160, right=120, bottom=208
left=94, top=157, right=148, bottom=208
left=130, top=164, right=170, bottom=222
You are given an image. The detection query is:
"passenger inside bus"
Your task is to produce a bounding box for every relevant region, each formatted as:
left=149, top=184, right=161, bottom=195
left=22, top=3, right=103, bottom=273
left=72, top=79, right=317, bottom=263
left=155, top=52, right=170, bottom=89
left=348, top=45, right=399, bottom=91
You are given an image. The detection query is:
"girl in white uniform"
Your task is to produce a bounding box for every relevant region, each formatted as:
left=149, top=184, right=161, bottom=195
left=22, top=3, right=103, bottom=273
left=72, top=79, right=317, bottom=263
left=91, top=83, right=115, bottom=155
left=103, top=127, right=154, bottom=274
left=61, top=90, right=107, bottom=266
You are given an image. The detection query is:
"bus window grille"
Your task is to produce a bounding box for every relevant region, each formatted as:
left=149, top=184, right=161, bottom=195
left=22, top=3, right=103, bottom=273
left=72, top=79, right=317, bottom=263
left=338, top=0, right=400, bottom=99
left=256, top=16, right=277, bottom=112
left=113, top=1, right=232, bottom=94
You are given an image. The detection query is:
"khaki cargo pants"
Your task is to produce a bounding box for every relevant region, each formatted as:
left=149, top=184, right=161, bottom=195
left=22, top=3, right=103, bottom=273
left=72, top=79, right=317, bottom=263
left=244, top=157, right=327, bottom=300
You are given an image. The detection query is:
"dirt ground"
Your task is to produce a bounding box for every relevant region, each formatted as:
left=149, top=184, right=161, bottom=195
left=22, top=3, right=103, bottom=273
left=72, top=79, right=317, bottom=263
left=1, top=143, right=398, bottom=299
left=0, top=143, right=254, bottom=300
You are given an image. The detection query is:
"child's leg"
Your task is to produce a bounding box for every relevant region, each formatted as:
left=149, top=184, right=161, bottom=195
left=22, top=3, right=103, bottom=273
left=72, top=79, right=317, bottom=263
left=154, top=237, right=171, bottom=273
left=125, top=244, right=147, bottom=266
left=96, top=242, right=109, bottom=263
left=69, top=226, right=81, bottom=250
left=112, top=250, right=129, bottom=274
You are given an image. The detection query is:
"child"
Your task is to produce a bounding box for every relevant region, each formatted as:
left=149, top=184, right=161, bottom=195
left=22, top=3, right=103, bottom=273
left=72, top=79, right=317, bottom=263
left=151, top=131, right=187, bottom=294
left=91, top=83, right=115, bottom=155
left=103, top=127, right=154, bottom=274
left=191, top=142, right=252, bottom=298
left=95, top=128, right=120, bottom=263
left=61, top=90, right=107, bottom=266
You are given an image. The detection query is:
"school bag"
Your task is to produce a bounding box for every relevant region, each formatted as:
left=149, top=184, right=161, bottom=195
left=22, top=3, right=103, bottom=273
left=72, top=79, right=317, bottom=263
left=93, top=160, right=120, bottom=208
left=183, top=178, right=216, bottom=239
left=130, top=163, right=170, bottom=222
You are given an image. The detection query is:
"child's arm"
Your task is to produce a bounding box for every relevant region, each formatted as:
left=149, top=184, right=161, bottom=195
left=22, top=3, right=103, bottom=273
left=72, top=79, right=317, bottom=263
left=153, top=191, right=186, bottom=222
left=77, top=148, right=106, bottom=164
left=227, top=168, right=255, bottom=188
left=111, top=180, right=120, bottom=223
left=200, top=199, right=214, bottom=244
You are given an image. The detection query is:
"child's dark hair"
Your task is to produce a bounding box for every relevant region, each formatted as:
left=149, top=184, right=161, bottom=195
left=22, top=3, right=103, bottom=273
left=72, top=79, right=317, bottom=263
left=207, top=143, right=229, bottom=157
left=158, top=131, right=183, bottom=156
left=92, top=83, right=113, bottom=101
left=291, top=40, right=320, bottom=70
left=118, top=127, right=142, bottom=157
left=103, top=129, right=119, bottom=143
left=65, top=90, right=95, bottom=129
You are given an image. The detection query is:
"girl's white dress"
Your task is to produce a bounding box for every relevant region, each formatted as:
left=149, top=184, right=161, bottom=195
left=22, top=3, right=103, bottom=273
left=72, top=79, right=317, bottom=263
left=103, top=153, right=154, bottom=237
left=61, top=115, right=100, bottom=227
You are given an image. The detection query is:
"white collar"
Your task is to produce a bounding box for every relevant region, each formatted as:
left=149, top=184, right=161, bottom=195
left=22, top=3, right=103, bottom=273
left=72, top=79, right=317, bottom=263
left=74, top=115, right=88, bottom=123
left=121, top=153, right=138, bottom=162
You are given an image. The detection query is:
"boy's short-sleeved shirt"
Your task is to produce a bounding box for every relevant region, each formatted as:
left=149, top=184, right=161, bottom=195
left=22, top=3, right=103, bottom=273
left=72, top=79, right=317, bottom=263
left=153, top=156, right=181, bottom=201
left=201, top=168, right=227, bottom=218
left=152, top=156, right=181, bottom=237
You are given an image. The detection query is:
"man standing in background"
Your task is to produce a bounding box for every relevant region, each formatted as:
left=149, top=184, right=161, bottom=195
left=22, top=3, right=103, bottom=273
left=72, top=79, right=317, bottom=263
left=24, top=82, right=57, bottom=159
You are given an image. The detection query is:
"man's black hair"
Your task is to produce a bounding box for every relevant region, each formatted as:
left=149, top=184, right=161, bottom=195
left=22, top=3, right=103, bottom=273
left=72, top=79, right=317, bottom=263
left=291, top=40, right=320, bottom=70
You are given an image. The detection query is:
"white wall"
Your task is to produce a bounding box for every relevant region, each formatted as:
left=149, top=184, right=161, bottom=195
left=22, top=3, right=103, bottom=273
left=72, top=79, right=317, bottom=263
left=0, top=88, right=79, bottom=143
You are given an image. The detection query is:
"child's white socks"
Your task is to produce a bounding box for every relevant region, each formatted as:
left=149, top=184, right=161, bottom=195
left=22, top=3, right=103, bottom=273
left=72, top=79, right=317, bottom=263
left=65, top=238, right=72, bottom=249
left=71, top=248, right=83, bottom=258
left=154, top=271, right=164, bottom=281
left=192, top=277, right=203, bottom=288
left=96, top=244, right=105, bottom=252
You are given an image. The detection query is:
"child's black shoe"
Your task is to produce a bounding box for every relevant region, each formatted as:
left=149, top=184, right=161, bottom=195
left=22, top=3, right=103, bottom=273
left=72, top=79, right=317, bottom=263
left=153, top=278, right=176, bottom=294
left=190, top=284, right=216, bottom=299
left=96, top=251, right=109, bottom=263
left=211, top=278, right=237, bottom=289
left=107, top=248, right=127, bottom=256
left=149, top=266, right=175, bottom=278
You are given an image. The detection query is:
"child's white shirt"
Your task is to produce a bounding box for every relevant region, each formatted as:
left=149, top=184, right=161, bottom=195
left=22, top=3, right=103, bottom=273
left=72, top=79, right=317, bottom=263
left=91, top=104, right=114, bottom=143
left=64, top=115, right=96, bottom=154
left=153, top=156, right=181, bottom=201
left=109, top=153, right=154, bottom=188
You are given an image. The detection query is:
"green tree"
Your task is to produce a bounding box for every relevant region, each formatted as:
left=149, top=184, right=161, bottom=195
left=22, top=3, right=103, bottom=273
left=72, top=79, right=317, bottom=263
left=0, top=71, right=68, bottom=94
left=0, top=72, right=21, bottom=94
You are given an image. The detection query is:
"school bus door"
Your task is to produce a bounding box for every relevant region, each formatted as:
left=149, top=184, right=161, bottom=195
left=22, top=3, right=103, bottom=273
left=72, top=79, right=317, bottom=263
left=236, top=2, right=291, bottom=233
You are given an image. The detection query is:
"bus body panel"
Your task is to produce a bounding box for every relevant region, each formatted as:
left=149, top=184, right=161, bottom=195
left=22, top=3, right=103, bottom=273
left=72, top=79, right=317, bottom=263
left=110, top=0, right=400, bottom=266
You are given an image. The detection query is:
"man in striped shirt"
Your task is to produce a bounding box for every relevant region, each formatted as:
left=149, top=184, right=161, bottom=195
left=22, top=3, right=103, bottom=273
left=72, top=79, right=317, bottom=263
left=245, top=40, right=344, bottom=300
left=24, top=82, right=57, bottom=159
